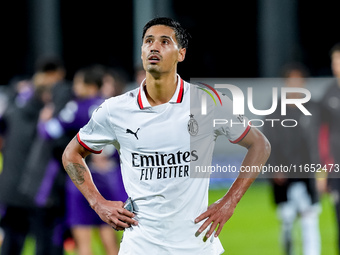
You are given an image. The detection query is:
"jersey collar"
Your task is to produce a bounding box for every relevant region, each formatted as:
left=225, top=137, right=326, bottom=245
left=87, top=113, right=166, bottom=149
left=137, top=75, right=184, bottom=109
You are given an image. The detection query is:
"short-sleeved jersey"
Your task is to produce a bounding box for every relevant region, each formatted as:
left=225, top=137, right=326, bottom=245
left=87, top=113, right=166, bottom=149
left=39, top=96, right=104, bottom=140
left=77, top=76, right=250, bottom=254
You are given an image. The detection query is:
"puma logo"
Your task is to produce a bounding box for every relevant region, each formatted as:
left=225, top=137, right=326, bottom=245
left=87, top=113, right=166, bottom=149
left=126, top=128, right=140, bottom=140
left=95, top=106, right=102, bottom=112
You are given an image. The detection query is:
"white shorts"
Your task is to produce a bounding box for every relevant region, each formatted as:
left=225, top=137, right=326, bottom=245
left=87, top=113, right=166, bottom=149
left=278, top=181, right=320, bottom=222
left=118, top=218, right=225, bottom=255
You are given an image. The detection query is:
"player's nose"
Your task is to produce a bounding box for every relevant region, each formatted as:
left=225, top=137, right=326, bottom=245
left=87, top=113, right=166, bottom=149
left=150, top=40, right=161, bottom=52
left=150, top=49, right=160, bottom=54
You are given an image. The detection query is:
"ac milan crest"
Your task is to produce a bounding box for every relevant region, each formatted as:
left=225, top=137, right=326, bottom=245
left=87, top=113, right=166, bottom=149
left=187, top=114, right=199, bottom=136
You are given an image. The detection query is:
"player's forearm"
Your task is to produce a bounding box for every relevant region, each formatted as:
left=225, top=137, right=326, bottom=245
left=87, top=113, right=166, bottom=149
left=223, top=134, right=271, bottom=205
left=62, top=140, right=105, bottom=208
left=194, top=137, right=270, bottom=238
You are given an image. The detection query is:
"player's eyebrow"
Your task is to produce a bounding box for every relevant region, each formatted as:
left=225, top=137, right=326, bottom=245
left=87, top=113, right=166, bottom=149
left=160, top=35, right=172, bottom=40
left=144, top=35, right=154, bottom=40
left=144, top=35, right=175, bottom=43
left=162, top=35, right=177, bottom=44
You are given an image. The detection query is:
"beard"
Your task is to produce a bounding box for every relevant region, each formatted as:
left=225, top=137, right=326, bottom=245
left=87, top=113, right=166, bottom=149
left=146, top=64, right=163, bottom=78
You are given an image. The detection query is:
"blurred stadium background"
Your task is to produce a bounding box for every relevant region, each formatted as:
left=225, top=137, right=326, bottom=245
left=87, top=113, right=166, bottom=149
left=1, top=0, right=340, bottom=254
left=1, top=0, right=340, bottom=83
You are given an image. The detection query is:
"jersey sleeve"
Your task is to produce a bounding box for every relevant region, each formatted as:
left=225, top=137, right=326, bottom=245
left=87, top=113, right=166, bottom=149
left=77, top=101, right=117, bottom=154
left=213, top=92, right=251, bottom=143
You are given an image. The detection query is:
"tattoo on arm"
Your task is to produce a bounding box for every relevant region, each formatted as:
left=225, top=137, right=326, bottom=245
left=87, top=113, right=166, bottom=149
left=65, top=163, right=87, bottom=185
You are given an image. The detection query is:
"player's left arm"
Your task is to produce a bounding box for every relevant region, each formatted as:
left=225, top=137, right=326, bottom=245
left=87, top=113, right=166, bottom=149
left=195, top=127, right=271, bottom=239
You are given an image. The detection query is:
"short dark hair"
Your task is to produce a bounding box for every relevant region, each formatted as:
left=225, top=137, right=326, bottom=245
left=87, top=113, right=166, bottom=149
left=35, top=55, right=64, bottom=72
left=281, top=62, right=309, bottom=78
left=76, top=65, right=105, bottom=89
left=330, top=42, right=340, bottom=57
left=142, top=17, right=189, bottom=49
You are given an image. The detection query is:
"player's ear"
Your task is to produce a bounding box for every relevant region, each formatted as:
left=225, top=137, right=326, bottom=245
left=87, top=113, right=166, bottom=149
left=141, top=46, right=143, bottom=61
left=178, top=47, right=186, bottom=63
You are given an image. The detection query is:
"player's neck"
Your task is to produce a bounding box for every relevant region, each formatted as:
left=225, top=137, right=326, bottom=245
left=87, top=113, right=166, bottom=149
left=144, top=72, right=178, bottom=106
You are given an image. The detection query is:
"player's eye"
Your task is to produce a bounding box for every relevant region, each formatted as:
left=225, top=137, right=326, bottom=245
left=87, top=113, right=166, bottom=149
left=145, top=39, right=152, bottom=44
left=162, top=40, right=169, bottom=45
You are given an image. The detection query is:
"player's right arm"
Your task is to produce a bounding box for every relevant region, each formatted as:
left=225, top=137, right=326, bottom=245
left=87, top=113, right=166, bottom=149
left=62, top=137, right=138, bottom=230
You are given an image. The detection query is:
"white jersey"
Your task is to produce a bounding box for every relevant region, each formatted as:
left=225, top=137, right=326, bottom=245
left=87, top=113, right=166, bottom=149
left=77, top=75, right=250, bottom=255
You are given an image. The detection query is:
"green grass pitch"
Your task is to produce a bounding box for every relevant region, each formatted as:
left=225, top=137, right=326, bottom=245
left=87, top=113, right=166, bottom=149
left=7, top=181, right=338, bottom=255
left=209, top=181, right=338, bottom=255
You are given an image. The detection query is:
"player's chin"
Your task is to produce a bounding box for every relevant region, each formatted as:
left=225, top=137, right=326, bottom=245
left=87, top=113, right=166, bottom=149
left=147, top=64, right=161, bottom=73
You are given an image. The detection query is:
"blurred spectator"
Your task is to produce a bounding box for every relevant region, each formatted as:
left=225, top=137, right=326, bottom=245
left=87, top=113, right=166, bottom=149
left=16, top=56, right=72, bottom=254
left=125, top=64, right=145, bottom=91
left=263, top=63, right=321, bottom=255
left=0, top=56, right=69, bottom=255
left=101, top=68, right=128, bottom=98
left=319, top=42, right=340, bottom=252
left=38, top=65, right=127, bottom=255
left=74, top=145, right=127, bottom=255
left=0, top=87, right=8, bottom=249
left=0, top=87, right=8, bottom=174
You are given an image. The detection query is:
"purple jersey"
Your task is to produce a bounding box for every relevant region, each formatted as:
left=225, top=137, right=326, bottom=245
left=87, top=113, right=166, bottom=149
left=59, top=97, right=104, bottom=132
left=66, top=149, right=128, bottom=226
left=39, top=95, right=128, bottom=226
left=39, top=96, right=104, bottom=139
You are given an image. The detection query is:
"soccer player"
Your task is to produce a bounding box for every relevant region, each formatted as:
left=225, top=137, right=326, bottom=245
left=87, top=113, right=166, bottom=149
left=263, top=63, right=321, bottom=255
left=0, top=56, right=68, bottom=255
left=39, top=65, right=127, bottom=255
left=319, top=42, right=340, bottom=252
left=62, top=17, right=271, bottom=254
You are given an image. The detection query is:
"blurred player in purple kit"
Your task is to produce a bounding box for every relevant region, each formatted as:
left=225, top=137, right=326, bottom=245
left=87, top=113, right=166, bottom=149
left=0, top=56, right=70, bottom=255
left=38, top=65, right=127, bottom=255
